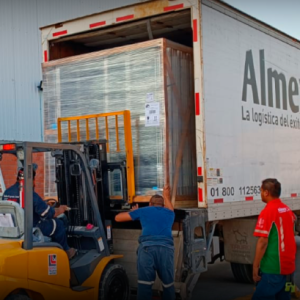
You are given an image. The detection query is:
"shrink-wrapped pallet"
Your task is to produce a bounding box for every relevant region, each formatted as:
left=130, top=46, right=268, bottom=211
left=43, top=38, right=197, bottom=205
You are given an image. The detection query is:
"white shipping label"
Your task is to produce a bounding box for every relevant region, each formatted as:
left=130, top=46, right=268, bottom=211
left=208, top=168, right=222, bottom=178
left=207, top=178, right=218, bottom=186
left=145, top=102, right=160, bottom=127
left=146, top=92, right=154, bottom=102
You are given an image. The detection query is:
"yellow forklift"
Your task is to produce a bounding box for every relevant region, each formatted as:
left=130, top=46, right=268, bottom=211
left=0, top=111, right=215, bottom=300
left=0, top=138, right=131, bottom=300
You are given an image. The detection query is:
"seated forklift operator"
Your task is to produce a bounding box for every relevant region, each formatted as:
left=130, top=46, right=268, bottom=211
left=2, top=167, right=77, bottom=260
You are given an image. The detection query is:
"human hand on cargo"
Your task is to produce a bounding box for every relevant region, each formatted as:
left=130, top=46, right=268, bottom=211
left=163, top=185, right=171, bottom=201
left=163, top=184, right=174, bottom=211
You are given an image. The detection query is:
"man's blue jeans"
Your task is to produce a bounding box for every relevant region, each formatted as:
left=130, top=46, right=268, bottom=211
left=137, top=245, right=175, bottom=300
left=252, top=273, right=291, bottom=300
left=37, top=218, right=69, bottom=250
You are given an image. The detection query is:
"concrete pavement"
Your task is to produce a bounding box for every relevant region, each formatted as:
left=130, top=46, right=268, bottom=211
left=191, top=237, right=300, bottom=300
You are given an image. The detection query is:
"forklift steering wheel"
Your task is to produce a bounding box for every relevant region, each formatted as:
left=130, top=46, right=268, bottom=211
left=44, top=198, right=60, bottom=208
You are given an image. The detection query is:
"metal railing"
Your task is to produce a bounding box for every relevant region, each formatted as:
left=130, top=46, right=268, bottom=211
left=57, top=110, right=135, bottom=202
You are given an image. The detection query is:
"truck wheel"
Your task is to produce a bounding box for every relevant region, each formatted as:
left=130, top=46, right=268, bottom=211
left=5, top=294, right=31, bottom=300
left=230, top=262, right=253, bottom=284
left=99, top=264, right=130, bottom=300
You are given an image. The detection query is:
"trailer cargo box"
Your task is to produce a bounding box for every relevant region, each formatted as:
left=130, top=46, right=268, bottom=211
left=41, top=0, right=300, bottom=220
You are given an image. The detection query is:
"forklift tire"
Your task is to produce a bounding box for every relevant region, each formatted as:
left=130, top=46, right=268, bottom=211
left=230, top=262, right=253, bottom=284
left=5, top=294, right=31, bottom=300
left=99, top=264, right=130, bottom=300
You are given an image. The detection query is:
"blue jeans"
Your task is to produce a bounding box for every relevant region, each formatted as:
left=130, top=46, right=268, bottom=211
left=137, top=245, right=175, bottom=300
left=252, top=273, right=291, bottom=300
left=37, top=218, right=69, bottom=251
left=57, top=213, right=69, bottom=230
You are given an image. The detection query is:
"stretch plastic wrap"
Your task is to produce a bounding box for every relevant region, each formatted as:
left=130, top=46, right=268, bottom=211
left=43, top=38, right=196, bottom=199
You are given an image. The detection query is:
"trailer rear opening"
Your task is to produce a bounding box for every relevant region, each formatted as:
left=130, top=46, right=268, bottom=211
left=48, top=9, right=193, bottom=60
left=42, top=8, right=198, bottom=209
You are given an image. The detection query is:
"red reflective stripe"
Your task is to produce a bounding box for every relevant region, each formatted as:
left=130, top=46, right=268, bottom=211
left=116, top=15, right=134, bottom=22
left=197, top=167, right=202, bottom=176
left=245, top=196, right=253, bottom=201
left=164, top=3, right=184, bottom=12
left=291, top=193, right=297, bottom=197
left=198, top=188, right=203, bottom=202
left=195, top=93, right=200, bottom=115
left=44, top=50, right=48, bottom=62
left=193, top=19, right=198, bottom=42
left=89, top=21, right=106, bottom=28
left=53, top=30, right=68, bottom=37
left=214, top=198, right=223, bottom=203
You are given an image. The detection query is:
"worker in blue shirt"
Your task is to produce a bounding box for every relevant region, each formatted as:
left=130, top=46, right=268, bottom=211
left=115, top=185, right=175, bottom=300
left=3, top=167, right=76, bottom=260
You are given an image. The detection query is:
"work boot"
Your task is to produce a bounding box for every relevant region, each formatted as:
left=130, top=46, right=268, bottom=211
left=66, top=248, right=77, bottom=260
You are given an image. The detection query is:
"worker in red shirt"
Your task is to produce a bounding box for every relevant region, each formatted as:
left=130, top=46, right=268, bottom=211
left=252, top=178, right=296, bottom=300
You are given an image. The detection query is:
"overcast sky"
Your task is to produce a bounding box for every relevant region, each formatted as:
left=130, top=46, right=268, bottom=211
left=222, top=0, right=300, bottom=39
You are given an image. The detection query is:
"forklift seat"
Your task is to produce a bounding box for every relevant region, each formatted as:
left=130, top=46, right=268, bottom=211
left=0, top=201, right=24, bottom=238
left=32, top=227, right=52, bottom=243
left=0, top=201, right=52, bottom=243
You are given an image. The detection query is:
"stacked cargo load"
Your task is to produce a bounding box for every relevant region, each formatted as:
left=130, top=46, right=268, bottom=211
left=43, top=38, right=197, bottom=207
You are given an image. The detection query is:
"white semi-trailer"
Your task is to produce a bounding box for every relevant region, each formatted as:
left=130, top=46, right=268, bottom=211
left=39, top=0, right=300, bottom=298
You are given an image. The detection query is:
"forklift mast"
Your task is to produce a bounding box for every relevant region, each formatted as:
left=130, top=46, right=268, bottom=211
left=0, top=142, right=111, bottom=255
left=55, top=111, right=135, bottom=252
left=57, top=110, right=135, bottom=203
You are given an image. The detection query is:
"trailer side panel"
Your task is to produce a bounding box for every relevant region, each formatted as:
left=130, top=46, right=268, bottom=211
left=202, top=2, right=300, bottom=219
